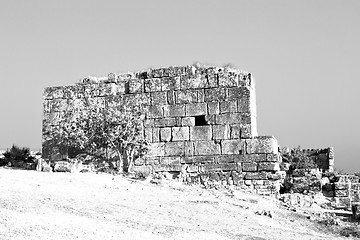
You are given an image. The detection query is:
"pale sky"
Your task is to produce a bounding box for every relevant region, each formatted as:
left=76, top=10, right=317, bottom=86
left=0, top=0, right=359, bottom=173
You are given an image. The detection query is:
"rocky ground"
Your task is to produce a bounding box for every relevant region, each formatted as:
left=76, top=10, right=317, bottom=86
left=0, top=168, right=359, bottom=240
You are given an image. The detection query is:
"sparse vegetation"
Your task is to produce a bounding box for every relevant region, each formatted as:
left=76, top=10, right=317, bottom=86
left=282, top=146, right=318, bottom=170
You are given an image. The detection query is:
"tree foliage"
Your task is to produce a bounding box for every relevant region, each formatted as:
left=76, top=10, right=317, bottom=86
left=3, top=145, right=30, bottom=161
left=51, top=95, right=149, bottom=172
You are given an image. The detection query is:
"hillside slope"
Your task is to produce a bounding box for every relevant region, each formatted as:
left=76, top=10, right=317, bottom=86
left=0, top=168, right=347, bottom=240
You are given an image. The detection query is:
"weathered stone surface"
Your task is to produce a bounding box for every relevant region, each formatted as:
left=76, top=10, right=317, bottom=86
left=200, top=163, right=237, bottom=172
left=216, top=113, right=251, bottom=125
left=215, top=155, right=243, bottom=163
left=244, top=172, right=269, bottom=180
left=54, top=161, right=71, bottom=172
left=185, top=103, right=207, bottom=116
left=128, top=79, right=143, bottom=93
left=184, top=141, right=193, bottom=156
left=175, top=90, right=197, bottom=104
left=266, top=154, right=279, bottom=162
left=164, top=142, right=185, bottom=156
left=240, top=124, right=254, bottom=138
left=151, top=92, right=168, bottom=105
left=218, top=71, right=239, bottom=87
left=242, top=162, right=257, bottom=172
left=337, top=175, right=359, bottom=183
left=335, top=182, right=349, bottom=190
left=164, top=104, right=185, bottom=117
left=154, top=118, right=176, bottom=127
left=238, top=98, right=250, bottom=113
left=184, top=155, right=215, bottom=163
left=242, top=154, right=267, bottom=162
left=212, top=125, right=230, bottom=140
left=197, top=89, right=205, bottom=102
left=160, top=127, right=171, bottom=142
left=162, top=76, right=180, bottom=91
left=258, top=162, right=280, bottom=172
left=146, top=105, right=163, bottom=119
left=246, top=136, right=278, bottom=154
left=221, top=139, right=245, bottom=155
left=220, top=101, right=237, bottom=113
left=152, top=128, right=160, bottom=142
left=230, top=125, right=241, bottom=139
left=335, top=189, right=350, bottom=197
left=153, top=164, right=182, bottom=172
left=204, top=88, right=227, bottom=102
left=160, top=156, right=181, bottom=165
left=144, top=78, right=162, bottom=92
left=181, top=117, right=195, bottom=126
left=181, top=75, right=207, bottom=89
left=227, top=87, right=250, bottom=101
left=172, top=127, right=189, bottom=141
left=190, top=126, right=212, bottom=141
left=193, top=141, right=221, bottom=155
left=207, top=102, right=219, bottom=115
left=144, top=128, right=153, bottom=142
left=205, top=115, right=216, bottom=125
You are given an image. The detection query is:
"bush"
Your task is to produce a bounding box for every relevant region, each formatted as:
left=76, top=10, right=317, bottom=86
left=3, top=145, right=30, bottom=161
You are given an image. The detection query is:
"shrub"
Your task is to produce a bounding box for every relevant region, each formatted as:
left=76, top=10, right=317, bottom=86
left=3, top=145, right=30, bottom=161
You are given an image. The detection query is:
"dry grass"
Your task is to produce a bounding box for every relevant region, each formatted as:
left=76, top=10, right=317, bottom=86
left=0, top=168, right=347, bottom=240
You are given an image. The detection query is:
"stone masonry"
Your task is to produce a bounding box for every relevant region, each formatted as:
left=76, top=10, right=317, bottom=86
left=42, top=64, right=282, bottom=194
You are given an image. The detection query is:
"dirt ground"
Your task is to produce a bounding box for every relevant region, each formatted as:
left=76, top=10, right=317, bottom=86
left=0, top=168, right=354, bottom=240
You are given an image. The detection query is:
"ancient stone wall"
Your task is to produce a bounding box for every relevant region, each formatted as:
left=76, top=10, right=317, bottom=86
left=299, top=148, right=334, bottom=172
left=42, top=65, right=282, bottom=194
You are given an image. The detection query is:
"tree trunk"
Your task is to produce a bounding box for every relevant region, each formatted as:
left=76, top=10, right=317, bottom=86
left=127, top=149, right=135, bottom=173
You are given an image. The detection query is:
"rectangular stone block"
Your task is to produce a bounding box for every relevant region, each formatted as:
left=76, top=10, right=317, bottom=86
left=153, top=164, right=182, bottom=172
left=218, top=71, right=239, bottom=87
left=172, top=127, right=189, bottom=141
left=215, top=155, right=243, bottom=163
left=154, top=118, right=176, bottom=127
left=151, top=92, right=168, bottom=105
left=184, top=141, right=194, bottom=156
left=167, top=90, right=176, bottom=105
left=144, top=119, right=154, bottom=128
left=335, top=182, right=349, bottom=190
left=200, top=163, right=238, bottom=172
left=181, top=117, right=195, bottom=126
left=164, top=142, right=185, bottom=156
left=204, top=88, right=227, bottom=102
left=207, top=102, right=219, bottom=115
left=190, top=126, right=212, bottom=141
left=148, top=142, right=165, bottom=157
left=181, top=75, right=207, bottom=89
left=230, top=125, right=241, bottom=139
left=185, top=103, right=207, bottom=116
left=335, top=189, right=350, bottom=197
left=240, top=124, right=255, bottom=138
left=129, top=79, right=144, bottom=93
left=238, top=98, right=250, bottom=113
left=193, top=141, right=221, bottom=155
left=227, top=87, right=250, bottom=101
left=162, top=76, right=180, bottom=91
left=221, top=139, right=245, bottom=155
left=184, top=156, right=215, bottom=164
left=242, top=162, right=257, bottom=172
left=146, top=105, right=163, bottom=119
left=212, top=125, right=230, bottom=140
left=159, top=156, right=181, bottom=165
left=175, top=90, right=198, bottom=104
left=152, top=128, right=160, bottom=142
left=246, top=136, right=278, bottom=154
left=205, top=115, right=216, bottom=125
left=258, top=162, right=280, bottom=172
left=144, top=78, right=162, bottom=92
left=216, top=113, right=251, bottom=125
left=160, top=127, right=171, bottom=142
left=197, top=89, right=205, bottom=102
left=164, top=104, right=185, bottom=117
left=244, top=172, right=269, bottom=180
left=144, top=128, right=153, bottom=142
left=266, top=154, right=279, bottom=162
left=220, top=101, right=237, bottom=113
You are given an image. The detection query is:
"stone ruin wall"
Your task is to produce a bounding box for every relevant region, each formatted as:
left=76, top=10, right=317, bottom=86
left=42, top=65, right=282, bottom=194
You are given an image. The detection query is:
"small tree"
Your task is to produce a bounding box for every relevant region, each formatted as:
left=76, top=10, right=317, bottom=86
left=3, top=145, right=30, bottom=161
left=52, top=94, right=149, bottom=172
